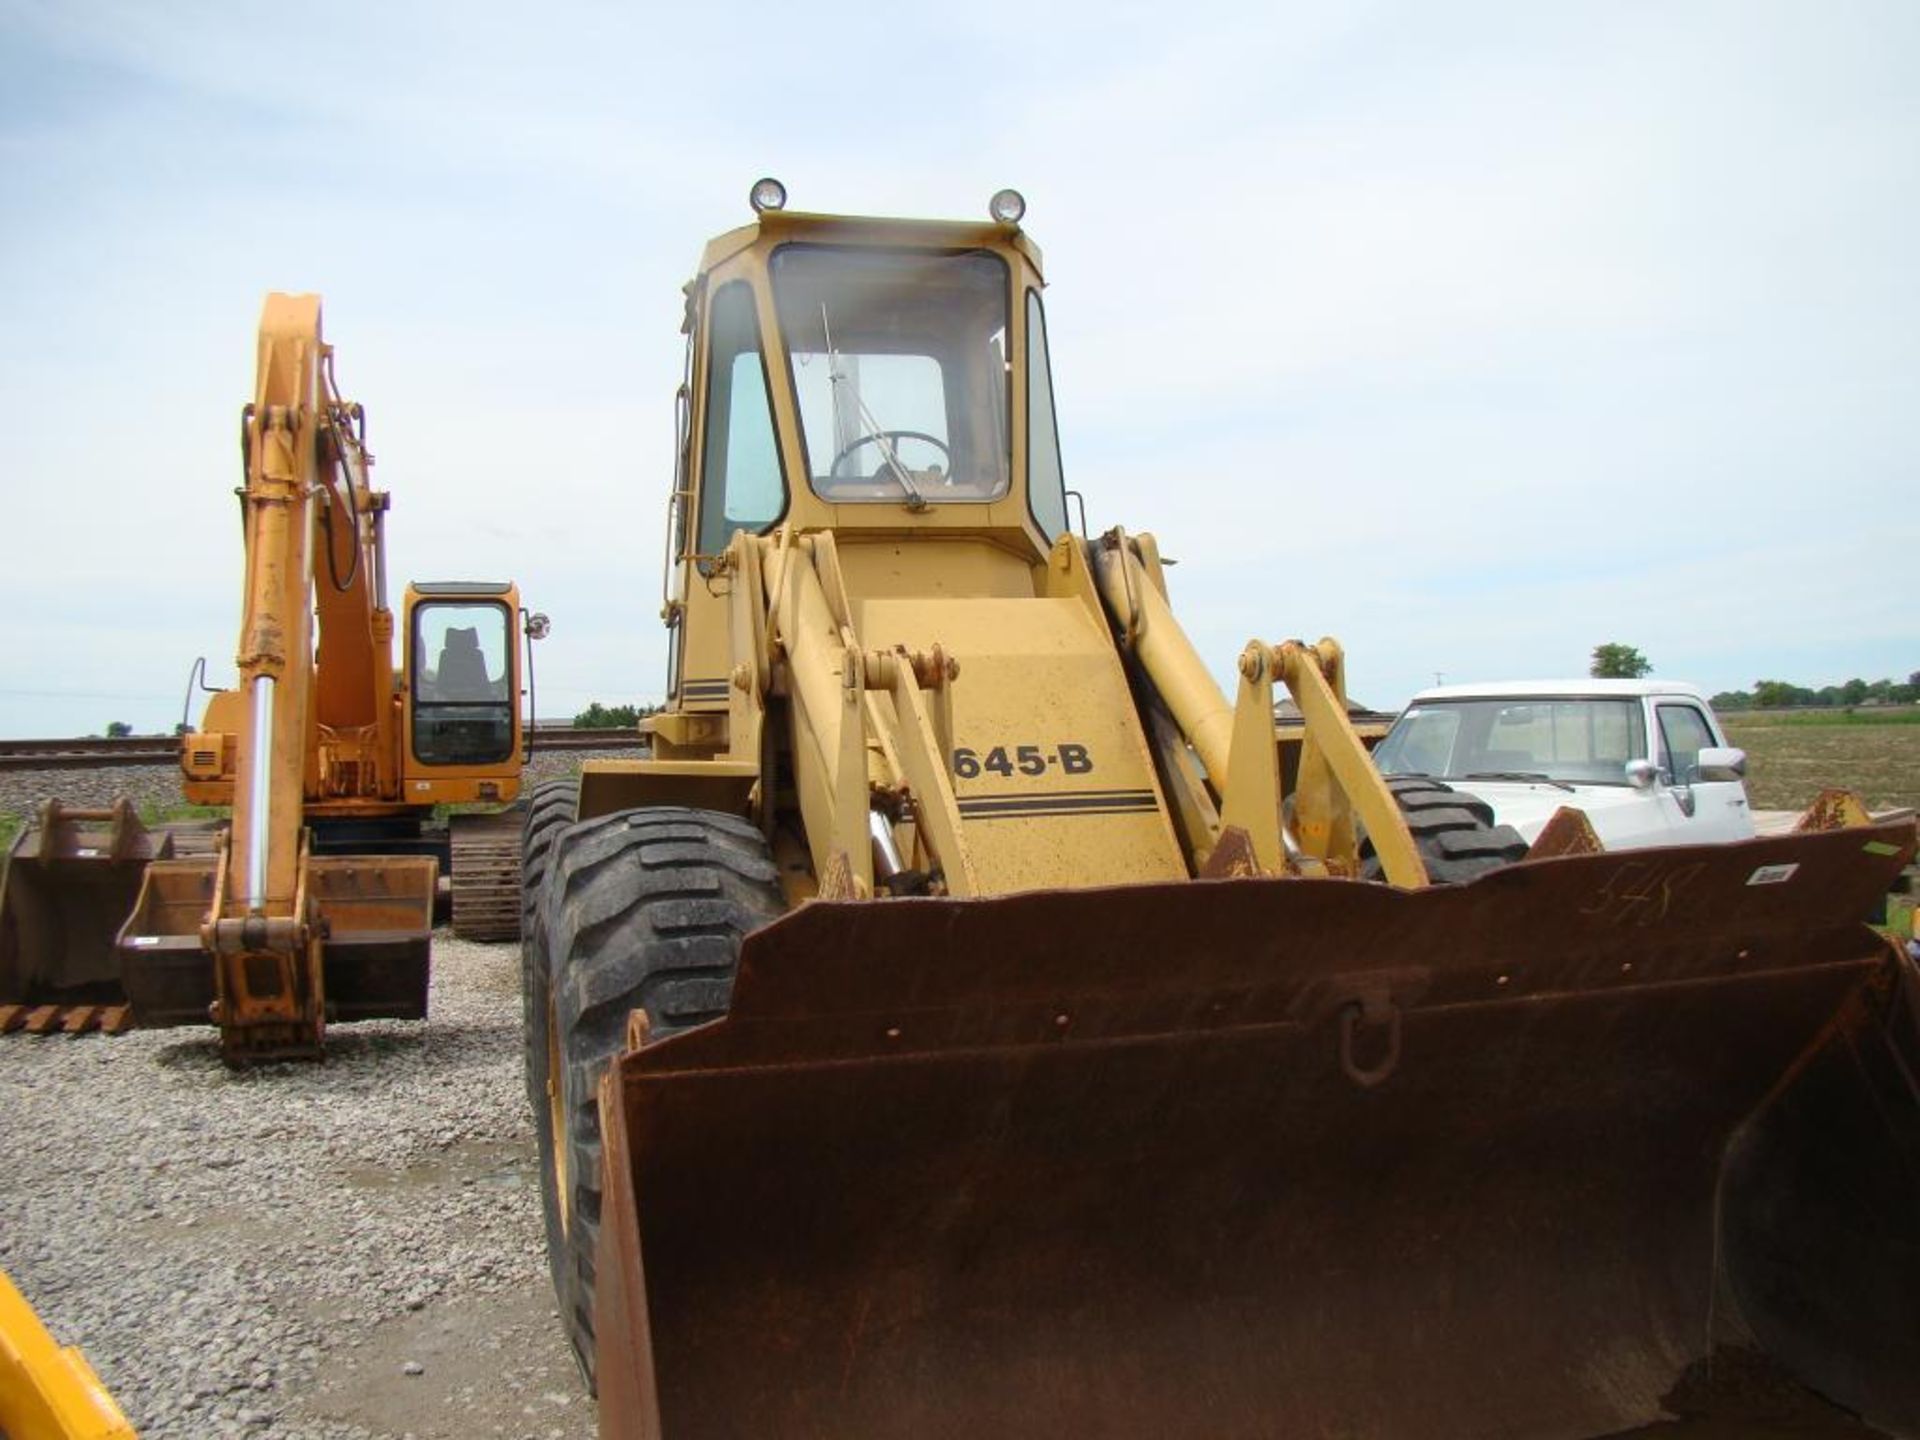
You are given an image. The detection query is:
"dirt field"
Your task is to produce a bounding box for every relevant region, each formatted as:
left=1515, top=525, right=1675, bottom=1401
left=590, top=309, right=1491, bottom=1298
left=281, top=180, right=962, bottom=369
left=1720, top=709, right=1920, bottom=813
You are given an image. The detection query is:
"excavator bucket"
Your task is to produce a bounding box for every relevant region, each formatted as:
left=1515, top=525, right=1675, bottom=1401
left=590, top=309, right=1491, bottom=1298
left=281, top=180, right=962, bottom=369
left=116, top=854, right=437, bottom=1028
left=0, top=801, right=170, bottom=1025
left=592, top=822, right=1920, bottom=1440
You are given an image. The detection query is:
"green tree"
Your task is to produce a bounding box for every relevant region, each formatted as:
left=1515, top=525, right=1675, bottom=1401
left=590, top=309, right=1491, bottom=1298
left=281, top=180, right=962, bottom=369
left=1840, top=677, right=1869, bottom=707
left=1752, top=680, right=1796, bottom=708
left=105, top=720, right=132, bottom=738
left=1589, top=643, right=1651, bottom=680
left=573, top=701, right=640, bottom=730
left=572, top=701, right=663, bottom=730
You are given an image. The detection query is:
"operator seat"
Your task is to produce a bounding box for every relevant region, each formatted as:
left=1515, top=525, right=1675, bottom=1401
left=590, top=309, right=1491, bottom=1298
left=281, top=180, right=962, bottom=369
left=434, top=628, right=493, bottom=700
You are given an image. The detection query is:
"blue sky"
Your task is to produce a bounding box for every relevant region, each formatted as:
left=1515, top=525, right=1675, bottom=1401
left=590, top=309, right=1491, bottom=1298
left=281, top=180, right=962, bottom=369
left=2, top=0, right=1915, bottom=735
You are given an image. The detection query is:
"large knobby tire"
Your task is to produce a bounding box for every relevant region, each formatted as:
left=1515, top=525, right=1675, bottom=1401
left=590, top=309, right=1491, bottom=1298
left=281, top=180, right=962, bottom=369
left=530, top=806, right=785, bottom=1390
left=1361, top=775, right=1529, bottom=883
left=519, top=778, right=579, bottom=1112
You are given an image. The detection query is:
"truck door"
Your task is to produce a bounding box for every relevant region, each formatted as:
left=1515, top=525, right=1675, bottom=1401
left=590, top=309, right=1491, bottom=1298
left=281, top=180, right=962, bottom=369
left=1654, top=700, right=1751, bottom=842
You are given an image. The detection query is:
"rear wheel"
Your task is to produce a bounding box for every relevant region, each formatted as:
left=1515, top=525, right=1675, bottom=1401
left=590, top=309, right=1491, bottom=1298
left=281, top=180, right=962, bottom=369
left=1361, top=776, right=1529, bottom=883
left=528, top=806, right=785, bottom=1388
left=518, top=778, right=579, bottom=1112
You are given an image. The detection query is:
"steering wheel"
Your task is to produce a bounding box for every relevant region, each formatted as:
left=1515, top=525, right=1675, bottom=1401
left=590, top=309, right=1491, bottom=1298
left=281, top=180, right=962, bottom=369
left=829, top=430, right=951, bottom=477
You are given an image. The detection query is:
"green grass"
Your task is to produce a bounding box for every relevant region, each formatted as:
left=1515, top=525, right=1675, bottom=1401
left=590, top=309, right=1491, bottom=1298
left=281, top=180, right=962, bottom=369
left=1722, top=705, right=1920, bottom=728
left=1721, top=710, right=1920, bottom=813
left=1887, top=893, right=1917, bottom=945
left=139, top=801, right=228, bottom=825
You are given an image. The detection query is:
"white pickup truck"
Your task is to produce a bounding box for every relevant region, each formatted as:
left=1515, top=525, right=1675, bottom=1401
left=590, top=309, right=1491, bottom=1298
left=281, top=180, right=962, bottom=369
left=1372, top=679, right=1753, bottom=851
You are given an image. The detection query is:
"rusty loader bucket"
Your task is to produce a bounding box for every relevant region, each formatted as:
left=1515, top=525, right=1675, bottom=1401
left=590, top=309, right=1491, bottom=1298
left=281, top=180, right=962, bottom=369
left=592, top=822, right=1920, bottom=1440
left=116, top=854, right=437, bottom=1038
left=0, top=801, right=171, bottom=1031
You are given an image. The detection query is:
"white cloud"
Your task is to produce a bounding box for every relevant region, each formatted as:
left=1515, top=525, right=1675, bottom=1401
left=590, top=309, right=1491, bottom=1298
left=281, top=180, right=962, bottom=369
left=1, top=0, right=1914, bottom=739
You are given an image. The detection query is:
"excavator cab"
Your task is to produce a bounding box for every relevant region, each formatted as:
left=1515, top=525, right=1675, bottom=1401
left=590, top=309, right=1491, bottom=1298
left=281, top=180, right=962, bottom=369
left=403, top=582, right=523, bottom=792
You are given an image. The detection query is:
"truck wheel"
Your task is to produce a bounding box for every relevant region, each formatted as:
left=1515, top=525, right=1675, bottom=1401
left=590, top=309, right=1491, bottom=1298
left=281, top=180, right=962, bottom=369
left=518, top=779, right=579, bottom=1112
left=1361, top=776, right=1529, bottom=884
left=530, top=806, right=785, bottom=1390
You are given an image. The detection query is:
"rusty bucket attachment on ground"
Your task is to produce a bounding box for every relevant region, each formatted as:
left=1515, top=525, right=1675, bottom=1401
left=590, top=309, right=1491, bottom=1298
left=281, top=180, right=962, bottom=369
left=116, top=853, right=436, bottom=1051
left=0, top=800, right=171, bottom=1021
left=592, top=822, right=1919, bottom=1440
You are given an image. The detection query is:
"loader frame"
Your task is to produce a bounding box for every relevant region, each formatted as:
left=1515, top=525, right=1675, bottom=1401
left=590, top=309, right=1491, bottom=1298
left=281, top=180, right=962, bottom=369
left=524, top=196, right=1920, bottom=1440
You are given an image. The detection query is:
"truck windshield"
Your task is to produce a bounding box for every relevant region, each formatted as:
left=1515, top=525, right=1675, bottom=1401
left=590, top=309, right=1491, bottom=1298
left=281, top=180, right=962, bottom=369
left=770, top=245, right=1010, bottom=506
left=1375, top=697, right=1648, bottom=786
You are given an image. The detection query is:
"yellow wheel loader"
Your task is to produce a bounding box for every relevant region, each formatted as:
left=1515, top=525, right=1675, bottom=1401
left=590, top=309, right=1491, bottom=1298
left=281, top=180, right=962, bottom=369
left=1, top=295, right=543, bottom=1060
left=0, top=1268, right=136, bottom=1440
left=523, top=187, right=1920, bottom=1438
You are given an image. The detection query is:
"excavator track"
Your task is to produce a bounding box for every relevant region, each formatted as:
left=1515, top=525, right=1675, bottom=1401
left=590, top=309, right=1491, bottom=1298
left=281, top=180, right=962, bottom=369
left=449, top=808, right=525, bottom=942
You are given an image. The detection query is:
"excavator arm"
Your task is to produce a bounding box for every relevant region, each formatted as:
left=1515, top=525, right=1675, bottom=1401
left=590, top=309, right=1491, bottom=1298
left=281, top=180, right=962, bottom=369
left=115, top=297, right=437, bottom=1062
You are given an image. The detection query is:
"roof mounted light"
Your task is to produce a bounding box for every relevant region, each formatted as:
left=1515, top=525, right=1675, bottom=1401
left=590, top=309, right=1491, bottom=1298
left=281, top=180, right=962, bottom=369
left=749, top=177, right=788, bottom=214
left=988, top=188, right=1026, bottom=225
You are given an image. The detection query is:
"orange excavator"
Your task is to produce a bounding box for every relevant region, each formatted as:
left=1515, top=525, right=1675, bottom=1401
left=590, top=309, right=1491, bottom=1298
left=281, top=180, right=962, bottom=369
left=0, top=294, right=541, bottom=1060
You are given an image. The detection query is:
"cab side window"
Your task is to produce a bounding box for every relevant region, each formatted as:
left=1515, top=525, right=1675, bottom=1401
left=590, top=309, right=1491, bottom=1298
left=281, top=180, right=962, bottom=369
left=696, top=282, right=784, bottom=554
left=1026, top=290, right=1068, bottom=539
left=1656, top=703, right=1715, bottom=784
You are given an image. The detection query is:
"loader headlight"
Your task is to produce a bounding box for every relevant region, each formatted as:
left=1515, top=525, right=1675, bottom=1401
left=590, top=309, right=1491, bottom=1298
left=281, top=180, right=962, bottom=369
left=750, top=177, right=788, bottom=214
left=989, top=188, right=1026, bottom=224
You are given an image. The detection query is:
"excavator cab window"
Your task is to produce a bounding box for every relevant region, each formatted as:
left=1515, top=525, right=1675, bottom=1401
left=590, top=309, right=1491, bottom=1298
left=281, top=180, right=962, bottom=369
left=771, top=245, right=1011, bottom=505
left=410, top=600, right=514, bottom=766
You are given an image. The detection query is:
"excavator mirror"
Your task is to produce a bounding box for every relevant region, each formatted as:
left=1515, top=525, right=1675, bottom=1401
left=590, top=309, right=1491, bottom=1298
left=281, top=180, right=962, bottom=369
left=525, top=611, right=551, bottom=641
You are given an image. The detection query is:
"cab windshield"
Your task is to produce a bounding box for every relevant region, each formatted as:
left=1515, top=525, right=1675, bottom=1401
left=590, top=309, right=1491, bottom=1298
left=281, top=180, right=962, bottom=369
left=1375, top=697, right=1649, bottom=786
left=770, top=245, right=1010, bottom=506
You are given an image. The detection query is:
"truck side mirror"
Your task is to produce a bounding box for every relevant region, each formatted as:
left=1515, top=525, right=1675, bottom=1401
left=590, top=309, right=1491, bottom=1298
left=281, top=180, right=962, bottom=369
left=1624, top=759, right=1659, bottom=790
left=1695, top=746, right=1747, bottom=782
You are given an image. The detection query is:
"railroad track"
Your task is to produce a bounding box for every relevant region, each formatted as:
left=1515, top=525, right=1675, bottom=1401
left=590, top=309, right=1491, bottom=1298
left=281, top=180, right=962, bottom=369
left=0, top=727, right=647, bottom=771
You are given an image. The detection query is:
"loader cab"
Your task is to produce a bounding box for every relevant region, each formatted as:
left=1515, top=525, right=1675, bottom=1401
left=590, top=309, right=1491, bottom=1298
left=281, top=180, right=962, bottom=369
left=401, top=581, right=525, bottom=800
left=668, top=192, right=1070, bottom=710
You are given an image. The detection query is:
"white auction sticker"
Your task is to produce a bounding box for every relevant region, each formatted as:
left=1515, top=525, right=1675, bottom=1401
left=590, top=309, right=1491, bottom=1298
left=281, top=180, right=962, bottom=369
left=1746, top=863, right=1801, bottom=886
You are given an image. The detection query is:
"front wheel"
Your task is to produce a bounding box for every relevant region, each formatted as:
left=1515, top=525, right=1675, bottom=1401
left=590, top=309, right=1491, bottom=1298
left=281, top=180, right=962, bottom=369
left=527, top=806, right=785, bottom=1388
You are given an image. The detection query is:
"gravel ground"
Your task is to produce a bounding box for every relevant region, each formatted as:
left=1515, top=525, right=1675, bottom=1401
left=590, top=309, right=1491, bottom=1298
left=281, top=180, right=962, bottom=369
left=0, top=934, right=598, bottom=1440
